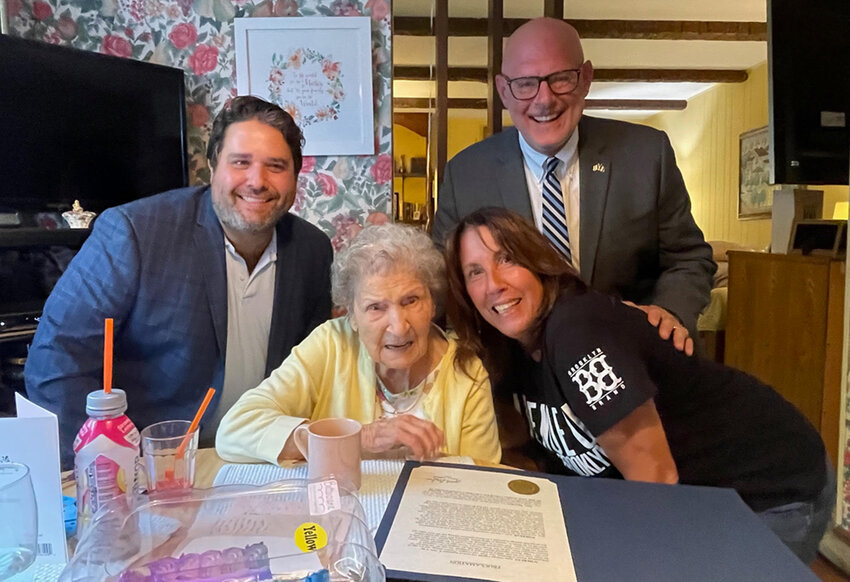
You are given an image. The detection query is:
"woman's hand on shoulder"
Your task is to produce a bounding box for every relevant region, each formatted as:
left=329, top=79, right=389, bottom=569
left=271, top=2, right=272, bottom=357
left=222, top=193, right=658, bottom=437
left=361, top=415, right=444, bottom=460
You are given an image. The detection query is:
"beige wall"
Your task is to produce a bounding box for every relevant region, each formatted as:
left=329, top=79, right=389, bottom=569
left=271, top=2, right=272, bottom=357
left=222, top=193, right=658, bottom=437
left=646, top=63, right=849, bottom=248
left=645, top=64, right=772, bottom=248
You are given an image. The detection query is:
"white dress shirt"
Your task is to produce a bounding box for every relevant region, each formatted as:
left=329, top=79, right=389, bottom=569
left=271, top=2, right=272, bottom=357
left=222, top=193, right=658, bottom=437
left=519, top=129, right=581, bottom=272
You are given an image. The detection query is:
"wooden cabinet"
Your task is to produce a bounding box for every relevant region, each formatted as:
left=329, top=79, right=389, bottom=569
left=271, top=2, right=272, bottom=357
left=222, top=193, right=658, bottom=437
left=725, top=251, right=844, bottom=466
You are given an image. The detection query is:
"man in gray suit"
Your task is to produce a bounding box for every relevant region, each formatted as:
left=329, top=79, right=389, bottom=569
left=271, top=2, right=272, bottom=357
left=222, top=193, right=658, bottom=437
left=432, top=18, right=715, bottom=353
left=26, top=96, right=333, bottom=467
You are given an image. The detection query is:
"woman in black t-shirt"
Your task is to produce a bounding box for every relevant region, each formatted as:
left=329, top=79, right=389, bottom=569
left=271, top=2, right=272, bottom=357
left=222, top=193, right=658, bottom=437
left=444, top=207, right=834, bottom=564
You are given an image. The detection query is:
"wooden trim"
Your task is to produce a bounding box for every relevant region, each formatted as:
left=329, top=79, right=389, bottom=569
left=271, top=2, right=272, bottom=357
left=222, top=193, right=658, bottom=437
left=543, top=0, right=563, bottom=19
left=822, top=260, right=845, bottom=468
left=394, top=66, right=748, bottom=84
left=394, top=17, right=766, bottom=41
left=590, top=99, right=687, bottom=110
left=594, top=69, right=748, bottom=83
left=432, top=0, right=448, bottom=191
left=394, top=98, right=687, bottom=111
left=396, top=98, right=489, bottom=110
left=487, top=0, right=503, bottom=136
left=573, top=19, right=765, bottom=40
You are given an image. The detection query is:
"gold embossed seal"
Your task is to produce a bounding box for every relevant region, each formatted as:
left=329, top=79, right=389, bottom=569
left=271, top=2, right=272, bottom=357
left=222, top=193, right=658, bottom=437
left=507, top=479, right=540, bottom=495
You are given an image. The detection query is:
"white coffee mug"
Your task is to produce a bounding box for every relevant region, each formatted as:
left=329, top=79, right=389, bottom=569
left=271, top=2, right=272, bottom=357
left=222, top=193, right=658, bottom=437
left=293, top=418, right=362, bottom=490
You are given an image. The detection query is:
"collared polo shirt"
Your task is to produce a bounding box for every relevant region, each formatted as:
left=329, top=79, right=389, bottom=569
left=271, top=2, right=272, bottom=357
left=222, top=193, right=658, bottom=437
left=208, top=230, right=277, bottom=432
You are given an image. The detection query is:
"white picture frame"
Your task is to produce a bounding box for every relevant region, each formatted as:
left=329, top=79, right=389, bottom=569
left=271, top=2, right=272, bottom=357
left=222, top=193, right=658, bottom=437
left=738, top=126, right=773, bottom=220
left=234, top=17, right=375, bottom=156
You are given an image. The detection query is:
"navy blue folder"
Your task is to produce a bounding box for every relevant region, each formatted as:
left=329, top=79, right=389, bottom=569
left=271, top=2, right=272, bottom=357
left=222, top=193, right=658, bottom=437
left=374, top=461, right=817, bottom=582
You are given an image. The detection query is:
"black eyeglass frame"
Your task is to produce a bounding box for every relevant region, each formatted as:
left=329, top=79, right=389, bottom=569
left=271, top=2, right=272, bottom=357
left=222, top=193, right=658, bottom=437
left=499, top=67, right=583, bottom=101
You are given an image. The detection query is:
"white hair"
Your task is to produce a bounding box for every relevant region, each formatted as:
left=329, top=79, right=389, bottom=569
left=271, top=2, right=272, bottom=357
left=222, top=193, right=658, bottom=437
left=331, top=223, right=445, bottom=314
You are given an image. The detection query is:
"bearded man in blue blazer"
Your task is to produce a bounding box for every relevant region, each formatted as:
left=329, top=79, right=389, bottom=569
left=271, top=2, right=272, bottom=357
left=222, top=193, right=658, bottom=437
left=433, top=18, right=715, bottom=353
left=26, top=96, right=333, bottom=467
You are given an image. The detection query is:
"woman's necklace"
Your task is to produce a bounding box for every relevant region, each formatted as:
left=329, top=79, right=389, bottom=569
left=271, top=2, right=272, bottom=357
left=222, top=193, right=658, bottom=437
left=375, top=367, right=438, bottom=415
left=375, top=328, right=447, bottom=416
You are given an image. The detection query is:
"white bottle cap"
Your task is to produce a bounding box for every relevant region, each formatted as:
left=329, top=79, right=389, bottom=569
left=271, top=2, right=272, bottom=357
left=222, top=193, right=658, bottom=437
left=86, top=389, right=128, bottom=417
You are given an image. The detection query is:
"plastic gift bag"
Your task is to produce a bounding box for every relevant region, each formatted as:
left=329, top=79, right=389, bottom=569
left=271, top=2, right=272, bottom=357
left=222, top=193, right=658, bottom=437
left=61, top=479, right=385, bottom=582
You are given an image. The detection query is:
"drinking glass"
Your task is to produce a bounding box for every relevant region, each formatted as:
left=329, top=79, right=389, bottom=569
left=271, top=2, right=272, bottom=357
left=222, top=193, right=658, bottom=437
left=140, top=420, right=198, bottom=494
left=0, top=463, right=37, bottom=580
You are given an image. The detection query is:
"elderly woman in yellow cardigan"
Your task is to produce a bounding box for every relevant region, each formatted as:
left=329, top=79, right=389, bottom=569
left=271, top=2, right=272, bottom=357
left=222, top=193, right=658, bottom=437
left=216, top=223, right=501, bottom=464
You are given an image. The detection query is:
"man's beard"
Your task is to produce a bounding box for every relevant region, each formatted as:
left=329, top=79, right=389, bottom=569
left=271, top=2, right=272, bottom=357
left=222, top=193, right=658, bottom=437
left=212, top=191, right=288, bottom=234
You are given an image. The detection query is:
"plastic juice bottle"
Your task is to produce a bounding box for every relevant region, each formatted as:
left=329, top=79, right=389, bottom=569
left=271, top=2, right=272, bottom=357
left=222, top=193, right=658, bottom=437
left=73, top=389, right=140, bottom=536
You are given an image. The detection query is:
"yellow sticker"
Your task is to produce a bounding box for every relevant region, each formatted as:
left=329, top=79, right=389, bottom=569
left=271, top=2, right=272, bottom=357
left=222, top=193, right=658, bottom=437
left=294, top=522, right=327, bottom=553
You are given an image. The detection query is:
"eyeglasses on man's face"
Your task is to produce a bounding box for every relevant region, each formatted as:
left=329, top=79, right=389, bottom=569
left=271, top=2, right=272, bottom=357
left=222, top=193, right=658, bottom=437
left=500, top=68, right=582, bottom=101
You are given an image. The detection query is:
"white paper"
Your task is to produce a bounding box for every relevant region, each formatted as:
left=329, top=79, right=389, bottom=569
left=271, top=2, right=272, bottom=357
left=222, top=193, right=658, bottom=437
left=215, top=459, right=404, bottom=534
left=0, top=395, right=68, bottom=582
left=214, top=457, right=474, bottom=534
left=379, top=465, right=576, bottom=582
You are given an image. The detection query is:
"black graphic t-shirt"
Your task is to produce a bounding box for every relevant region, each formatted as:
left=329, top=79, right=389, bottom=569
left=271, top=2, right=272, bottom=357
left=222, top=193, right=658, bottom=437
left=508, top=290, right=826, bottom=512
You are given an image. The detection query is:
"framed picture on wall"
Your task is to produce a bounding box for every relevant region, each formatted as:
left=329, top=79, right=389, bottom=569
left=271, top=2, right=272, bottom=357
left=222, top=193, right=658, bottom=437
left=234, top=17, right=375, bottom=156
left=738, top=126, right=773, bottom=220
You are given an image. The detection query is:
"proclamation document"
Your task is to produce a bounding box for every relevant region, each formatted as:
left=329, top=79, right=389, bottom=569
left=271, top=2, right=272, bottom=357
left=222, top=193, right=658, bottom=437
left=379, top=465, right=576, bottom=582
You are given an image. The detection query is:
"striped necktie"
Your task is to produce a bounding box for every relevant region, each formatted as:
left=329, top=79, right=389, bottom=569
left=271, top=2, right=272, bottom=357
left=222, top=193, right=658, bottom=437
left=541, top=156, right=573, bottom=263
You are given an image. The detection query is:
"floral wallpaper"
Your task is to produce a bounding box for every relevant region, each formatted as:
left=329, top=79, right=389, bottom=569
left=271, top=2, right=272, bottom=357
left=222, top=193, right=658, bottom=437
left=7, top=0, right=392, bottom=248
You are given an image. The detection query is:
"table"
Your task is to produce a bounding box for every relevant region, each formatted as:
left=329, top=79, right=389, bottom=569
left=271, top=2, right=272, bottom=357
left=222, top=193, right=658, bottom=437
left=377, top=462, right=820, bottom=582
left=65, top=451, right=820, bottom=582
left=193, top=448, right=227, bottom=488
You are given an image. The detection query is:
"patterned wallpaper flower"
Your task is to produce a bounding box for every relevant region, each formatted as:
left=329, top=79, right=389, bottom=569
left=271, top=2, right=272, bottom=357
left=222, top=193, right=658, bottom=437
left=8, top=0, right=392, bottom=247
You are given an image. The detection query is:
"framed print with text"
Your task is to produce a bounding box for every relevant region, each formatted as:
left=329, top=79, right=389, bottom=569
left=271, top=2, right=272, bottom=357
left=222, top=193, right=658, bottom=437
left=234, top=17, right=375, bottom=156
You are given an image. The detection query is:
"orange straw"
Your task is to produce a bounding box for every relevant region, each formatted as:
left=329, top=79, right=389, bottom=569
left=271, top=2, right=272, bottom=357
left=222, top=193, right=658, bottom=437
left=103, top=318, right=113, bottom=394
left=176, top=387, right=216, bottom=460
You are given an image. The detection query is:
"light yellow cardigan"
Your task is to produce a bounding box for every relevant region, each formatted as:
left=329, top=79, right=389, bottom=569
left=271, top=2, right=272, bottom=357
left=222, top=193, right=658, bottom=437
left=216, top=317, right=501, bottom=464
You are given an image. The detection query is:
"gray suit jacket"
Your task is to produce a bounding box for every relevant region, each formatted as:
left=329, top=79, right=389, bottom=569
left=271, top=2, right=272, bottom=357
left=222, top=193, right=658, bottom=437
left=25, top=186, right=333, bottom=467
left=432, top=116, right=716, bottom=334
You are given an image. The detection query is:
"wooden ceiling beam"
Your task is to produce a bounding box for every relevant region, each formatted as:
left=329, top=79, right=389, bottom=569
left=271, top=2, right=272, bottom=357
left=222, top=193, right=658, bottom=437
left=588, top=99, right=687, bottom=110
left=393, top=17, right=766, bottom=41
left=394, top=66, right=747, bottom=84
left=394, top=98, right=687, bottom=111
left=594, top=69, right=748, bottom=83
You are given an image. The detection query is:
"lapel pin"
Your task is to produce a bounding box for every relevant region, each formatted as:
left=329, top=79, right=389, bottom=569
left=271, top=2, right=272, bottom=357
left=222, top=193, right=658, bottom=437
left=592, top=163, right=606, bottom=173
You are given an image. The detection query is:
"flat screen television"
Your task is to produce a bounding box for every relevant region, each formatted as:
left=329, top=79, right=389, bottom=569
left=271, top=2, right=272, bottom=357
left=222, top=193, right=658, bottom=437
left=0, top=35, right=189, bottom=214
left=768, top=0, right=850, bottom=185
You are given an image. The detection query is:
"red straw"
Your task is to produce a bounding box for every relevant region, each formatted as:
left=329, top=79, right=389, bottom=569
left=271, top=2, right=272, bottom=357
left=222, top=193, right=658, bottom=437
left=103, top=318, right=113, bottom=394
left=176, top=387, right=215, bottom=460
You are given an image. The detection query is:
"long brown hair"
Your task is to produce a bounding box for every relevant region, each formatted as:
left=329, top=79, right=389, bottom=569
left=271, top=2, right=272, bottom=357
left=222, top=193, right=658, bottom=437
left=445, top=207, right=587, bottom=380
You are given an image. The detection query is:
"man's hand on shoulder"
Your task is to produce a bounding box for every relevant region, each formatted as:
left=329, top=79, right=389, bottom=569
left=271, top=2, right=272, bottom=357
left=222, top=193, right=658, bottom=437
left=623, top=301, right=694, bottom=356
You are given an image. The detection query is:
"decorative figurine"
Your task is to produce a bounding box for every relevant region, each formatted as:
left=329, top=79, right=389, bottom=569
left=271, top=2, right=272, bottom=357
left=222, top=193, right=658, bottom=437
left=62, top=200, right=96, bottom=229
